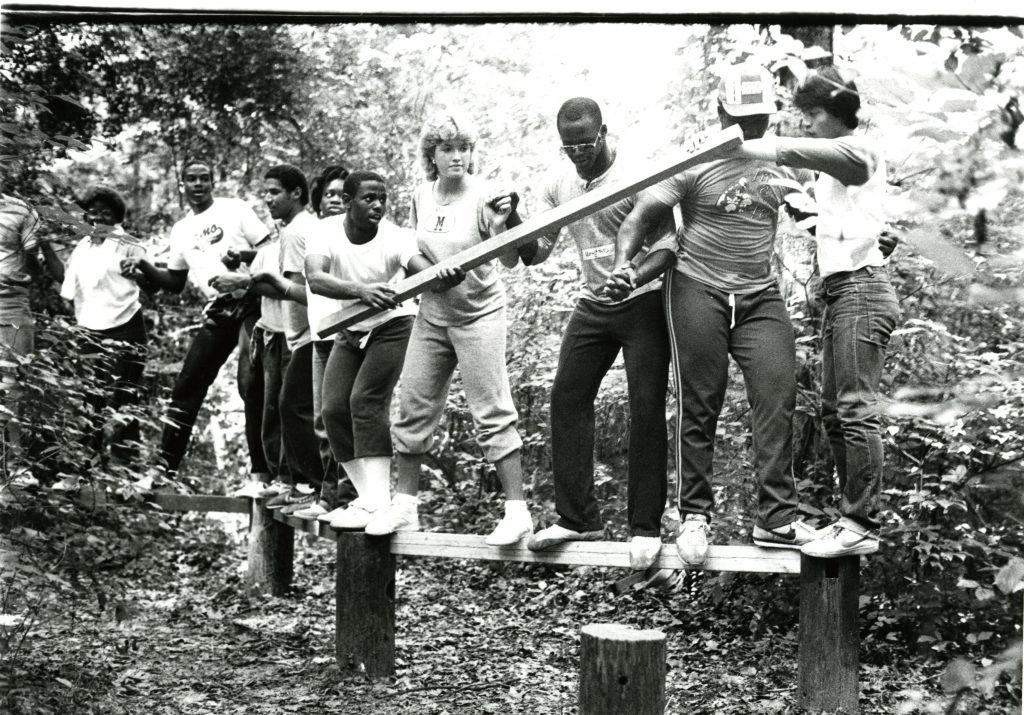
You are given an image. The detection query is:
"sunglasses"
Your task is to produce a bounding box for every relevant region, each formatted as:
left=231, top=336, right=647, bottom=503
left=560, top=128, right=603, bottom=156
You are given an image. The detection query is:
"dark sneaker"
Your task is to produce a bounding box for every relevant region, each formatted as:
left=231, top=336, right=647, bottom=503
left=265, top=487, right=294, bottom=510
left=801, top=520, right=880, bottom=558
left=279, top=491, right=317, bottom=515
left=752, top=520, right=821, bottom=550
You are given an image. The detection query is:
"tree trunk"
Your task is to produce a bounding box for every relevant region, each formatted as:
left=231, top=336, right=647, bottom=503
left=245, top=500, right=293, bottom=596
left=579, top=623, right=666, bottom=715
left=798, top=555, right=860, bottom=713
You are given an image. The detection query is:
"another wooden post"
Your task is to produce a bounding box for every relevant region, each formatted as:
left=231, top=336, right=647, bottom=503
left=245, top=498, right=294, bottom=596
left=579, top=623, right=666, bottom=715
left=335, top=532, right=395, bottom=676
left=798, top=555, right=860, bottom=713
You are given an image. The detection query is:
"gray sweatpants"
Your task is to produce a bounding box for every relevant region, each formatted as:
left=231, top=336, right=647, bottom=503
left=391, top=308, right=522, bottom=463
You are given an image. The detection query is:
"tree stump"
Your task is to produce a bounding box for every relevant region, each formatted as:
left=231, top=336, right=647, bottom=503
left=798, top=555, right=860, bottom=713
left=245, top=499, right=293, bottom=596
left=335, top=532, right=395, bottom=677
left=579, top=623, right=666, bottom=715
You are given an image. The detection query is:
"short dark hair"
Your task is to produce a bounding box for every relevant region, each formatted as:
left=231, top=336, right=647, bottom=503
left=81, top=185, right=127, bottom=223
left=264, top=163, right=309, bottom=206
left=557, top=97, right=602, bottom=128
left=180, top=156, right=214, bottom=179
left=793, top=66, right=861, bottom=129
left=311, top=164, right=349, bottom=215
left=343, top=170, right=386, bottom=199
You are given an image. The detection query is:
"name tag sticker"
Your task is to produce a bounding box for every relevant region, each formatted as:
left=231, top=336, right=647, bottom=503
left=582, top=245, right=614, bottom=261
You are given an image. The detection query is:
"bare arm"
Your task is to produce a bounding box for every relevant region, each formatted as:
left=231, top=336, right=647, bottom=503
left=122, top=257, right=188, bottom=293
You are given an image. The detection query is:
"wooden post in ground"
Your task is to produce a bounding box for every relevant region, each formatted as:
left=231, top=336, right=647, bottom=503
left=245, top=499, right=294, bottom=596
left=335, top=532, right=395, bottom=676
left=798, top=555, right=860, bottom=713
left=579, top=623, right=666, bottom=715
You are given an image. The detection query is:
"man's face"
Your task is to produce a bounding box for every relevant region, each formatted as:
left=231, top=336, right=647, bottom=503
left=180, top=163, right=214, bottom=209
left=800, top=106, right=846, bottom=139
left=85, top=200, right=117, bottom=226
left=344, top=180, right=386, bottom=230
left=558, top=118, right=606, bottom=174
left=320, top=178, right=346, bottom=217
left=264, top=178, right=301, bottom=220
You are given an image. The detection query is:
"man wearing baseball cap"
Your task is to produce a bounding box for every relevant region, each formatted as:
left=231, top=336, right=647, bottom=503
left=603, top=62, right=820, bottom=566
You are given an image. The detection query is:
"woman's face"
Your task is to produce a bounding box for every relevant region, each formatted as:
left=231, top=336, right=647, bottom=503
left=320, top=178, right=346, bottom=217
left=432, top=139, right=472, bottom=179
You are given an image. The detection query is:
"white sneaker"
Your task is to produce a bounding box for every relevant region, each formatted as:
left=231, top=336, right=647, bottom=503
left=232, top=481, right=267, bottom=498
left=752, top=519, right=822, bottom=550
left=317, top=506, right=349, bottom=525
left=485, top=509, right=534, bottom=547
left=364, top=498, right=420, bottom=535
left=330, top=500, right=378, bottom=530
left=676, top=514, right=710, bottom=566
left=527, top=524, right=604, bottom=551
left=291, top=502, right=329, bottom=520
left=256, top=480, right=289, bottom=498
left=629, top=536, right=663, bottom=570
left=801, top=519, right=879, bottom=558
left=51, top=476, right=83, bottom=492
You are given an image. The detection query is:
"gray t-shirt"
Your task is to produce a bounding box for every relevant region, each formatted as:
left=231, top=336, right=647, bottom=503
left=411, top=178, right=505, bottom=326
left=535, top=152, right=674, bottom=304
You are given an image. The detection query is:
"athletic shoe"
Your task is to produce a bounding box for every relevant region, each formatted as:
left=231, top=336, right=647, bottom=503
left=265, top=487, right=294, bottom=510
left=800, top=520, right=880, bottom=558
left=526, top=524, right=604, bottom=551
left=256, top=480, right=289, bottom=498
left=330, top=500, right=377, bottom=530
left=364, top=498, right=420, bottom=535
left=629, top=536, right=663, bottom=570
left=279, top=492, right=317, bottom=515
left=752, top=520, right=822, bottom=550
left=290, top=501, right=329, bottom=520
left=676, top=514, right=709, bottom=566
left=317, top=506, right=348, bottom=525
left=232, top=481, right=268, bottom=498
left=485, top=509, right=534, bottom=547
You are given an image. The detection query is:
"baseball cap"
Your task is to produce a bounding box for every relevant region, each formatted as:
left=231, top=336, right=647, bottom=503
left=718, top=63, right=777, bottom=117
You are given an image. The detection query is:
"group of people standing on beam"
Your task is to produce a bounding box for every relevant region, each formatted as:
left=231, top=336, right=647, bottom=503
left=0, top=61, right=900, bottom=565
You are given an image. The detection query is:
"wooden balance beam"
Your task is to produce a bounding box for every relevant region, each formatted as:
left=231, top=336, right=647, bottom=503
left=145, top=493, right=860, bottom=712
left=316, top=124, right=744, bottom=337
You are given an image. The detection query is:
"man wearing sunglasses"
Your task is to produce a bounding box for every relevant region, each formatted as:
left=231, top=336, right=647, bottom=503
left=522, top=97, right=674, bottom=570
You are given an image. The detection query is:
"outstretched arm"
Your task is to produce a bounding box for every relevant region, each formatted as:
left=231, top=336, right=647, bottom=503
left=738, top=137, right=878, bottom=187
left=121, top=257, right=188, bottom=293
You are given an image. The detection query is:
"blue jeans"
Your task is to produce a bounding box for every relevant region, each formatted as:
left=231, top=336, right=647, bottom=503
left=665, top=270, right=799, bottom=530
left=820, top=266, right=900, bottom=531
left=254, top=327, right=287, bottom=480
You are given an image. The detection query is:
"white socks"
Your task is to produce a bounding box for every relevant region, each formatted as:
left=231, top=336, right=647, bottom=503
left=343, top=456, right=395, bottom=511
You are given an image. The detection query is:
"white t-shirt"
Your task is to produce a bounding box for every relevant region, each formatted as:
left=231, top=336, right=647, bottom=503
left=278, top=210, right=316, bottom=351
left=305, top=217, right=344, bottom=342
left=306, top=215, right=419, bottom=334
left=251, top=240, right=285, bottom=334
left=166, top=197, right=269, bottom=301
left=60, top=228, right=145, bottom=330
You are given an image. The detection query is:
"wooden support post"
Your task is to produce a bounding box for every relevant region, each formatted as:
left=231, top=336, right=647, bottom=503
left=245, top=499, right=294, bottom=596
left=798, top=555, right=860, bottom=713
left=318, top=125, right=743, bottom=336
left=579, top=623, right=666, bottom=715
left=335, top=532, right=395, bottom=676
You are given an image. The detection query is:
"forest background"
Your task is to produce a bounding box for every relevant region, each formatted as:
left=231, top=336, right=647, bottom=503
left=1, top=16, right=1023, bottom=714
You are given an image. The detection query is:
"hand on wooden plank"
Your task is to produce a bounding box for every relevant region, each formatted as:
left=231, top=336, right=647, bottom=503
left=429, top=266, right=466, bottom=293
left=317, top=125, right=743, bottom=337
left=355, top=282, right=399, bottom=310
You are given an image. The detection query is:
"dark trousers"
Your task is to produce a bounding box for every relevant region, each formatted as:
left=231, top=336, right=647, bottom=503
left=550, top=292, right=669, bottom=537
left=313, top=340, right=356, bottom=504
left=159, top=297, right=267, bottom=475
left=322, top=316, right=413, bottom=463
left=253, top=327, right=288, bottom=480
left=280, top=341, right=321, bottom=488
left=83, top=309, right=148, bottom=463
left=665, top=269, right=798, bottom=530
left=820, top=266, right=900, bottom=531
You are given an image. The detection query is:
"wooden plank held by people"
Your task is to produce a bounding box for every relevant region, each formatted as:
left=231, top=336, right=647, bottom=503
left=317, top=124, right=744, bottom=337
